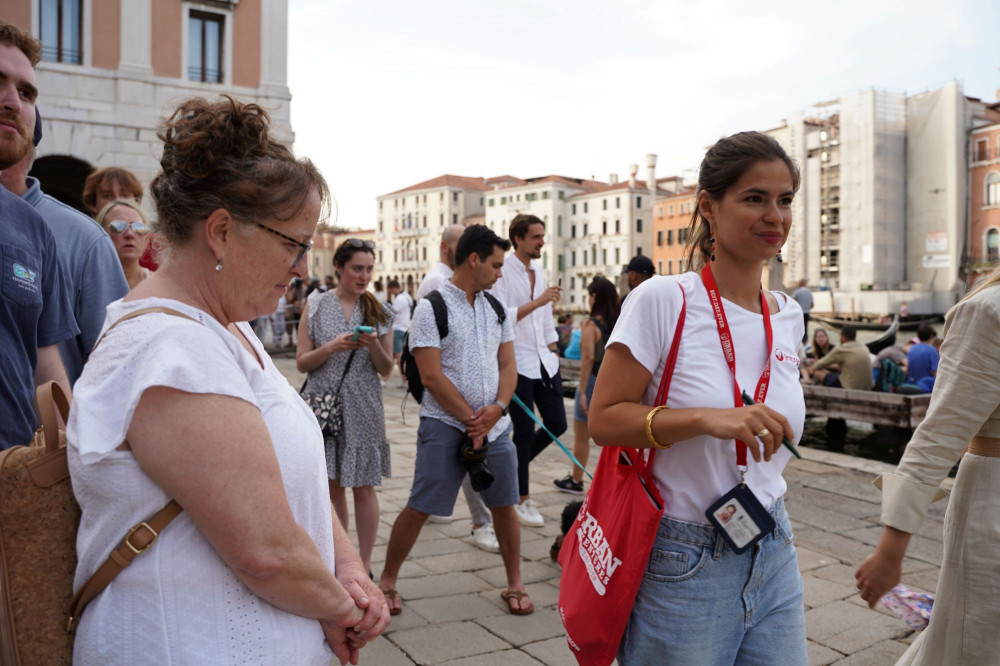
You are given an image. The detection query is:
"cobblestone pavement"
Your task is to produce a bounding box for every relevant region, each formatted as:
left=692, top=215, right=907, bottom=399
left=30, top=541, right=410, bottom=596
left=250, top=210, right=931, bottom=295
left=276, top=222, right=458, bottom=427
left=275, top=357, right=945, bottom=666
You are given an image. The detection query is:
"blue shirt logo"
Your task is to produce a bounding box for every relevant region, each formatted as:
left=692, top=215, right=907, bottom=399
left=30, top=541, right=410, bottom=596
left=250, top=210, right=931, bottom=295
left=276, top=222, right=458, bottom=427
left=12, top=263, right=37, bottom=284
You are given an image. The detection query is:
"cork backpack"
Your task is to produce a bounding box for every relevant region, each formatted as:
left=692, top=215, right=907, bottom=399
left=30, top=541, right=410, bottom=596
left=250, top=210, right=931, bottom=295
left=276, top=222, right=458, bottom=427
left=0, top=308, right=186, bottom=664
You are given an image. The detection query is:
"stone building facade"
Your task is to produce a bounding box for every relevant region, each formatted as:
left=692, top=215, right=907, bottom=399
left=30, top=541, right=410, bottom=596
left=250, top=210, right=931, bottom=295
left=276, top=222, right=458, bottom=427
left=2, top=0, right=290, bottom=212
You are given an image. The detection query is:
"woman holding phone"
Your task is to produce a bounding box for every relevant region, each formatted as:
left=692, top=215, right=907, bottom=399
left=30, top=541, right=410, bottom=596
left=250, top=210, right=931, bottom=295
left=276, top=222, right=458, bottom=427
left=298, top=239, right=394, bottom=574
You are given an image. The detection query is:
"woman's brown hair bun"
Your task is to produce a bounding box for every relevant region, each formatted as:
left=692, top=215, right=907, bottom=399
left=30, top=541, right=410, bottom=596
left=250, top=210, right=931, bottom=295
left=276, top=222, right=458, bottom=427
left=150, top=94, right=330, bottom=246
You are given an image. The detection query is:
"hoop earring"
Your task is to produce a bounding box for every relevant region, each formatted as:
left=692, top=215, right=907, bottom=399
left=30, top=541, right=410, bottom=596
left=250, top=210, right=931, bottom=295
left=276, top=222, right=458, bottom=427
left=215, top=258, right=223, bottom=272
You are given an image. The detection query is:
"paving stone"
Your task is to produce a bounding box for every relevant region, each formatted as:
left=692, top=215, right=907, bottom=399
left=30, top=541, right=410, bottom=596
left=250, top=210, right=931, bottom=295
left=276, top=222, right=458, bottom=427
left=811, top=563, right=860, bottom=588
left=786, top=500, right=873, bottom=534
left=441, top=650, right=544, bottom=665
left=791, top=486, right=881, bottom=519
left=521, top=536, right=559, bottom=562
left=845, top=593, right=902, bottom=619
left=797, top=546, right=841, bottom=572
left=408, top=593, right=506, bottom=623
left=475, top=561, right=561, bottom=588
left=801, top=473, right=883, bottom=503
left=521, top=636, right=579, bottom=666
left=396, top=572, right=493, bottom=601
left=841, top=526, right=943, bottom=565
left=476, top=608, right=565, bottom=647
left=383, top=605, right=431, bottom=633
left=821, top=613, right=910, bottom=653
left=805, top=600, right=888, bottom=641
left=362, top=635, right=417, bottom=665
left=416, top=550, right=511, bottom=574
left=802, top=573, right=858, bottom=608
left=830, top=639, right=908, bottom=665
left=901, top=568, right=939, bottom=594
left=794, top=528, right=875, bottom=565
left=389, top=621, right=509, bottom=664
left=409, top=537, right=478, bottom=559
left=807, top=641, right=844, bottom=666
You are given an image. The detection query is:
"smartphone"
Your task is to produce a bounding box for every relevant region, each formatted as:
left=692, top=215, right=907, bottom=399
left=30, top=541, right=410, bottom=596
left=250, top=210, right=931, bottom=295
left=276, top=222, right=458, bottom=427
left=350, top=325, right=375, bottom=341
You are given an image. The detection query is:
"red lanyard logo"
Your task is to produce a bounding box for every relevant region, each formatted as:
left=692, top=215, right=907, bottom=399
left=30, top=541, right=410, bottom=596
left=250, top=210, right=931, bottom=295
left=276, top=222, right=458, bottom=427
left=700, top=264, right=773, bottom=467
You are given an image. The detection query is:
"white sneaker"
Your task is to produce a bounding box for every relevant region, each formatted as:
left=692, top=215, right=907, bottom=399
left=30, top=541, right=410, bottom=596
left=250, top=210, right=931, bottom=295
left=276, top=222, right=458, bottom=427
left=427, top=514, right=454, bottom=524
left=515, top=498, right=544, bottom=527
left=470, top=524, right=500, bottom=553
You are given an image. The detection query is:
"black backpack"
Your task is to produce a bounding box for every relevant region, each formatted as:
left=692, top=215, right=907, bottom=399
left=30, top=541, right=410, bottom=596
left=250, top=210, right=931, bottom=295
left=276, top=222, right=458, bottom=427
left=400, top=289, right=506, bottom=404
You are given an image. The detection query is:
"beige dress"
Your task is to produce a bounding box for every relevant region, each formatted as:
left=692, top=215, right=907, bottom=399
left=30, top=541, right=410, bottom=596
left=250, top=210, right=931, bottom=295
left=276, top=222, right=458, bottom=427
left=877, top=283, right=1000, bottom=665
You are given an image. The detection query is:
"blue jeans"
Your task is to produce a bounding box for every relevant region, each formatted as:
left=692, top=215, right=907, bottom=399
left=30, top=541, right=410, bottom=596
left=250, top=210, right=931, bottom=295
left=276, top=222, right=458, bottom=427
left=618, top=498, right=807, bottom=666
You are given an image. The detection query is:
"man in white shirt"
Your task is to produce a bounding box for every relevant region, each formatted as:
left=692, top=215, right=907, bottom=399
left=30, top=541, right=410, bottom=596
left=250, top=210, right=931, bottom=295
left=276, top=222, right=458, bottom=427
left=416, top=224, right=465, bottom=301
left=389, top=280, right=413, bottom=382
left=416, top=224, right=499, bottom=552
left=490, top=214, right=564, bottom=527
left=791, top=279, right=812, bottom=343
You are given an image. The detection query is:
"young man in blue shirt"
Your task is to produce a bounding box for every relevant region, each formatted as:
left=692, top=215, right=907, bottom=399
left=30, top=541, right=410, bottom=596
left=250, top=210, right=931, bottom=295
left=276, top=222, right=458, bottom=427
left=0, top=21, right=77, bottom=448
left=906, top=324, right=939, bottom=386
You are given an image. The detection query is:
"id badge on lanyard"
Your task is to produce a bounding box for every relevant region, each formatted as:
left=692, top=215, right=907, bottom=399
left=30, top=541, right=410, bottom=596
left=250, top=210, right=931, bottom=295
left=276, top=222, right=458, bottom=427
left=700, top=263, right=776, bottom=554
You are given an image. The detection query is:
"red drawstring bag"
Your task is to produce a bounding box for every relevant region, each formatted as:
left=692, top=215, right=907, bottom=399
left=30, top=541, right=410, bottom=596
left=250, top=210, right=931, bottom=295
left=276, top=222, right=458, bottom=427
left=558, top=285, right=686, bottom=666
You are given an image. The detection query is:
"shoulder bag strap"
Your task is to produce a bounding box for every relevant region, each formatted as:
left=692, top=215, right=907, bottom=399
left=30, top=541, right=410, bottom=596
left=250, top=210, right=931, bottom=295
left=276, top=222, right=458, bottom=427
left=426, top=290, right=449, bottom=338
left=69, top=306, right=199, bottom=633
left=335, top=350, right=357, bottom=393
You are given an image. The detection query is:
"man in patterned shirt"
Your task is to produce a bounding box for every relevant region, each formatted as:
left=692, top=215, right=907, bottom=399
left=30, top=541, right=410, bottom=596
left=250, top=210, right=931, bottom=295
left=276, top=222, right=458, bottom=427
left=378, top=225, right=533, bottom=616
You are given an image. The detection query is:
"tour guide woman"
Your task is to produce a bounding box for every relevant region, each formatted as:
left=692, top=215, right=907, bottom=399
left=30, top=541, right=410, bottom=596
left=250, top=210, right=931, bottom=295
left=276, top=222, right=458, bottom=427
left=67, top=96, right=388, bottom=665
left=589, top=131, right=808, bottom=664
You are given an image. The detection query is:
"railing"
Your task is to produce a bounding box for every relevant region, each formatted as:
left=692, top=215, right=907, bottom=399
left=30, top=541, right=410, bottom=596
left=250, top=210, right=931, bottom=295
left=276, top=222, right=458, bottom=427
left=396, top=227, right=429, bottom=238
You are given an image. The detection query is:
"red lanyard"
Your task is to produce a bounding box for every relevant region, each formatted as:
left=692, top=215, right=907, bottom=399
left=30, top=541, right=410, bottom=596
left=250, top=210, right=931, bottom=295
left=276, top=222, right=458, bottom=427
left=700, top=263, right=773, bottom=468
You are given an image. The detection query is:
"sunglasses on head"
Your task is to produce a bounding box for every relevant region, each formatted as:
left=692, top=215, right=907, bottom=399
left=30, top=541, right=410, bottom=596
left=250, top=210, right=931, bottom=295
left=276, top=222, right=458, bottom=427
left=106, top=220, right=150, bottom=236
left=347, top=238, right=375, bottom=249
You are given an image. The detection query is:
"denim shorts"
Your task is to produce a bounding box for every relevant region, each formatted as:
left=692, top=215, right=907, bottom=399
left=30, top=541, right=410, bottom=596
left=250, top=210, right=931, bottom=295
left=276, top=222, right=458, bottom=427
left=407, top=418, right=519, bottom=516
left=573, top=374, right=597, bottom=423
left=618, top=497, right=807, bottom=665
left=392, top=329, right=406, bottom=354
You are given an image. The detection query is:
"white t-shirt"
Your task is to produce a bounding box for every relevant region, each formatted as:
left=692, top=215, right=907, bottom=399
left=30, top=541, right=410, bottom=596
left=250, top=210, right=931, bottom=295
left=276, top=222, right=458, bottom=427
left=392, top=291, right=413, bottom=331
left=608, top=272, right=806, bottom=524
left=416, top=262, right=453, bottom=301
left=67, top=297, right=336, bottom=664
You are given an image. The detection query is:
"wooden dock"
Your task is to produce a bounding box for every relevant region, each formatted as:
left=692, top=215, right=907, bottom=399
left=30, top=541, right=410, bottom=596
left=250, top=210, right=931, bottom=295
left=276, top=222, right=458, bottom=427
left=559, top=358, right=931, bottom=429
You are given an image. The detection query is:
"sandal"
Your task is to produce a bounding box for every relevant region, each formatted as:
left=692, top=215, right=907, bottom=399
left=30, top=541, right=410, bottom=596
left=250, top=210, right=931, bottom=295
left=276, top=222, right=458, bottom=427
left=500, top=589, right=534, bottom=616
left=381, top=588, right=403, bottom=616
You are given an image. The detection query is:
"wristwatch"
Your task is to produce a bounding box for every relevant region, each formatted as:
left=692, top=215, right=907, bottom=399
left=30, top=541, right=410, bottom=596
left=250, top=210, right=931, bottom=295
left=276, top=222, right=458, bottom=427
left=493, top=400, right=509, bottom=416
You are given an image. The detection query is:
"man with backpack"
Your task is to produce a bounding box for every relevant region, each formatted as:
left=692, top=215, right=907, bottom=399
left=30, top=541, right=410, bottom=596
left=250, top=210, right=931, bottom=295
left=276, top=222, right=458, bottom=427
left=379, top=225, right=532, bottom=616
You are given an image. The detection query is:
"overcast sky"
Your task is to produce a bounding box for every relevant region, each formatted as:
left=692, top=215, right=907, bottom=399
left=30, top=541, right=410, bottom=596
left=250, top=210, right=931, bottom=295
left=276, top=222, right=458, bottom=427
left=288, top=0, right=1000, bottom=231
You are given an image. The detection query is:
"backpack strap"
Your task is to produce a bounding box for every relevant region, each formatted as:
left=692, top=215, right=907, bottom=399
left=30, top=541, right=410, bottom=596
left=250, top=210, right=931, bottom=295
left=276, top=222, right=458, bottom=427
left=482, top=291, right=507, bottom=325
left=426, top=290, right=449, bottom=339
left=68, top=306, right=197, bottom=633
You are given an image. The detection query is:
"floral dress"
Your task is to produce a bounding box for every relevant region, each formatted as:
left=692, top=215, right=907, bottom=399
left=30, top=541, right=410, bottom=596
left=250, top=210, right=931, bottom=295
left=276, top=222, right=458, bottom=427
left=305, top=293, right=393, bottom=486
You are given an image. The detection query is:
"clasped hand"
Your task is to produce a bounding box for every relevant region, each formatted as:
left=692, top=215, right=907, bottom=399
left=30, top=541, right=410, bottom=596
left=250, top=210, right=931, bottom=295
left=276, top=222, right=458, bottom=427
left=465, top=404, right=502, bottom=447
left=324, top=566, right=391, bottom=665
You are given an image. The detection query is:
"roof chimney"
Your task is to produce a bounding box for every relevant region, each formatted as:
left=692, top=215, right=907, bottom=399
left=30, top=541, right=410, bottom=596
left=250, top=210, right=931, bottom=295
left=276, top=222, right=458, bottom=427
left=609, top=173, right=619, bottom=185
left=628, top=164, right=638, bottom=189
left=646, top=154, right=656, bottom=198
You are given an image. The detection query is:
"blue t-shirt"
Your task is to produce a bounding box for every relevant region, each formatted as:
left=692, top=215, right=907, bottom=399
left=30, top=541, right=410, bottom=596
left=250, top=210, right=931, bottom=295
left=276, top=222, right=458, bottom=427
left=0, top=185, right=78, bottom=449
left=906, top=342, right=939, bottom=384
left=21, top=177, right=128, bottom=384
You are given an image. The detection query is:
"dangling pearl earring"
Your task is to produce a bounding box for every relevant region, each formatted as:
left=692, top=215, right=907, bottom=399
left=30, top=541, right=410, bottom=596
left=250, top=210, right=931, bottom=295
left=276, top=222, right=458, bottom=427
left=215, top=258, right=223, bottom=272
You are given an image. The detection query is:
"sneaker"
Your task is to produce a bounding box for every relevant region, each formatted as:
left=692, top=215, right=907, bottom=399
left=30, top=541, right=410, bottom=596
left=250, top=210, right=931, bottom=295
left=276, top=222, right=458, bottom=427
left=553, top=475, right=584, bottom=495
left=427, top=514, right=454, bottom=524
left=470, top=524, right=500, bottom=553
left=515, top=498, right=544, bottom=527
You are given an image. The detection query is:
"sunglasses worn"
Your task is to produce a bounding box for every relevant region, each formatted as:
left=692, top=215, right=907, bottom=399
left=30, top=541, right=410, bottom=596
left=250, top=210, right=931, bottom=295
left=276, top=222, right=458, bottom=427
left=107, top=220, right=150, bottom=236
left=347, top=238, right=375, bottom=249
left=256, top=222, right=313, bottom=268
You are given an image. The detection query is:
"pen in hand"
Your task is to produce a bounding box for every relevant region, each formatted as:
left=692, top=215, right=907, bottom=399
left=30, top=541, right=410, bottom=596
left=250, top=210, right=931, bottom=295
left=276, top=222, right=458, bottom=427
left=741, top=390, right=803, bottom=459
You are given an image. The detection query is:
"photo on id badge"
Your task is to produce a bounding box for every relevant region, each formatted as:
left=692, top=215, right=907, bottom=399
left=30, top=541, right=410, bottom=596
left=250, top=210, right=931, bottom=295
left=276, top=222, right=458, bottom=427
left=706, top=485, right=775, bottom=554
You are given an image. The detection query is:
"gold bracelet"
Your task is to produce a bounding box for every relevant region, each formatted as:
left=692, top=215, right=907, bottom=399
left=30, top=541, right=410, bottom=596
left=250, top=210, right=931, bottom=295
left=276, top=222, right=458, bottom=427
left=645, top=405, right=673, bottom=450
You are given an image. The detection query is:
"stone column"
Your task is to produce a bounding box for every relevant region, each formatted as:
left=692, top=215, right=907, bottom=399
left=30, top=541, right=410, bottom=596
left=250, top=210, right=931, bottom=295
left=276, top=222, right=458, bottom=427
left=118, top=0, right=153, bottom=75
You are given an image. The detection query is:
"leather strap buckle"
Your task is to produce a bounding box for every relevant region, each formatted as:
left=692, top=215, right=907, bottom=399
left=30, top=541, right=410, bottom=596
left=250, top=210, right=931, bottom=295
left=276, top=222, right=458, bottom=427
left=125, top=522, right=158, bottom=555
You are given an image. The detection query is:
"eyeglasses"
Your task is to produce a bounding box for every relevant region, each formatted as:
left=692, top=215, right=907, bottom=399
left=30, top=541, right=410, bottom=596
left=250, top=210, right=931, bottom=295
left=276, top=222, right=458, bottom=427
left=346, top=238, right=375, bottom=249
left=106, top=220, right=150, bottom=236
left=256, top=222, right=313, bottom=268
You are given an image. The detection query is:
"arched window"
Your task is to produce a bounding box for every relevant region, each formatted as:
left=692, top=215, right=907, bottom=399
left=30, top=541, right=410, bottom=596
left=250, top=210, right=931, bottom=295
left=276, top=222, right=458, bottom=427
left=987, top=228, right=999, bottom=263
left=986, top=172, right=1000, bottom=206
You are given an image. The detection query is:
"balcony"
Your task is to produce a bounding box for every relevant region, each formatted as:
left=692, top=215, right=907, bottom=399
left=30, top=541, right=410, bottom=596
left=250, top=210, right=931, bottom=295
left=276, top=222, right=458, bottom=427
left=395, top=260, right=429, bottom=271
left=396, top=227, right=429, bottom=239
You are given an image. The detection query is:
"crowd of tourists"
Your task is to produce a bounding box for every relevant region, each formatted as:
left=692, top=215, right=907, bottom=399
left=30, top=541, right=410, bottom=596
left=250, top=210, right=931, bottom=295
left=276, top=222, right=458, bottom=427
left=3, top=17, right=999, bottom=666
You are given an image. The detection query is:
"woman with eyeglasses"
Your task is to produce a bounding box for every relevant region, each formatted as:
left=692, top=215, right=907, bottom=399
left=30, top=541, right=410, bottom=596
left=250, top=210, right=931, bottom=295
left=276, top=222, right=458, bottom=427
left=96, top=199, right=152, bottom=290
left=297, top=237, right=394, bottom=577
left=67, top=96, right=389, bottom=665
